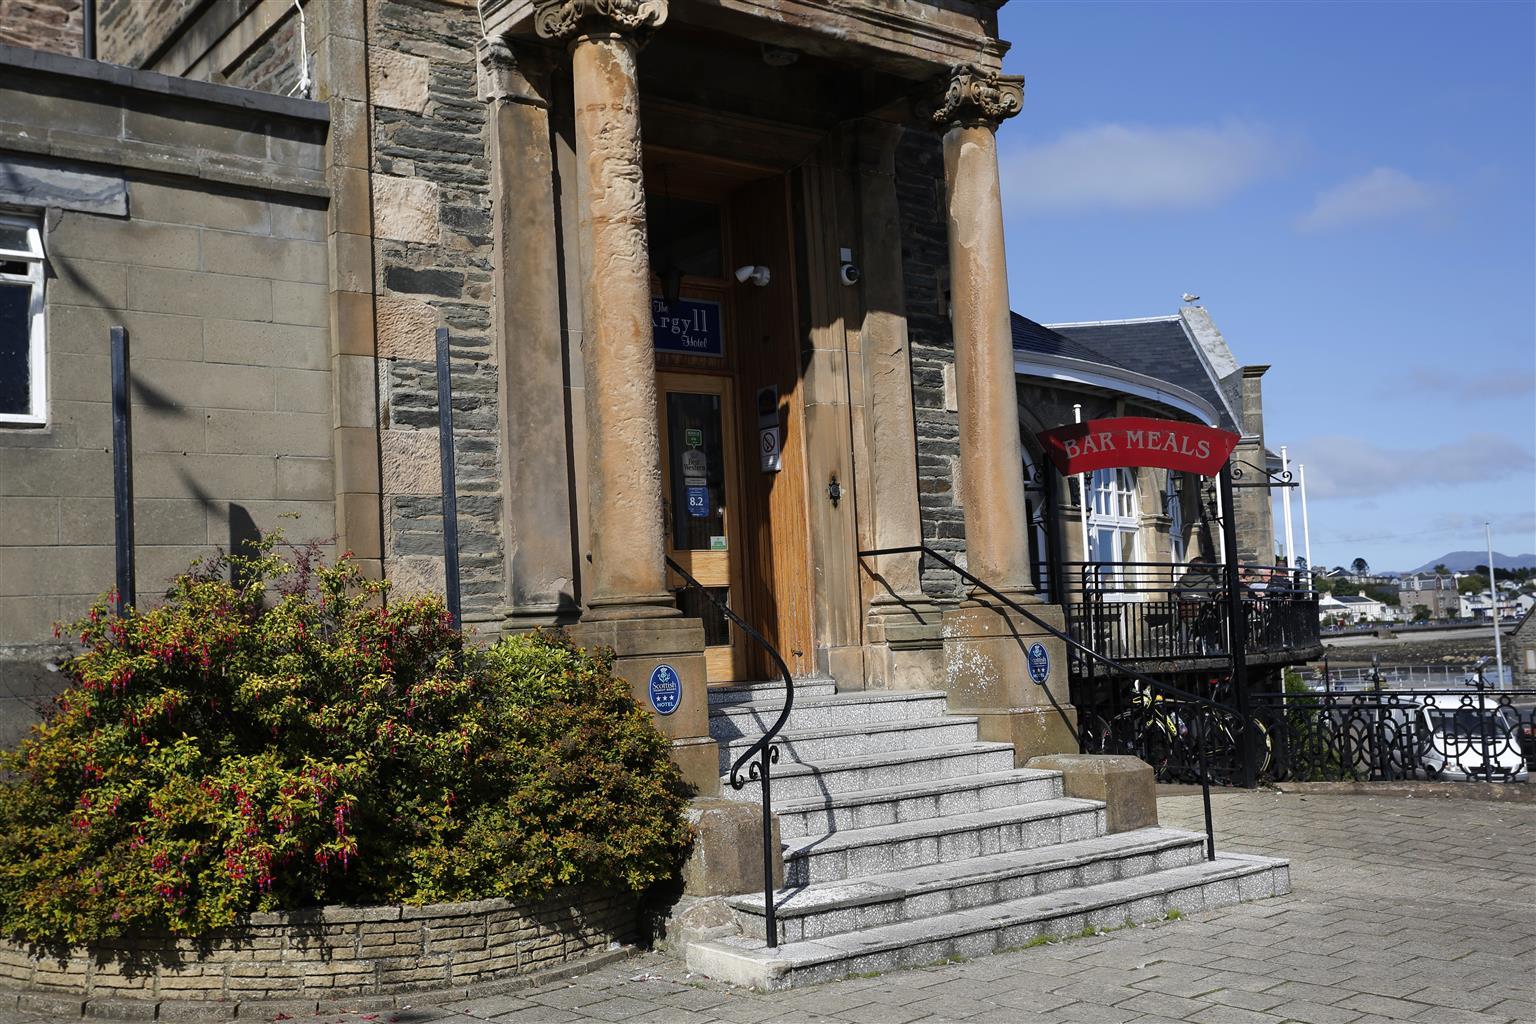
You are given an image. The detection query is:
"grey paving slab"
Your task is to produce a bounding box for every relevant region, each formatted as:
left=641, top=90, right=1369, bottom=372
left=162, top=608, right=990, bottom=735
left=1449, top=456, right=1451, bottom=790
left=16, top=791, right=1533, bottom=1024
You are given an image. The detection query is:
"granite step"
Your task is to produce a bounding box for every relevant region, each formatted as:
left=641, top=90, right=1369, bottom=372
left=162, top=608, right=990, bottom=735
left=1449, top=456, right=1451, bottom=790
left=715, top=717, right=981, bottom=775
left=778, top=798, right=1105, bottom=887
left=709, top=690, right=950, bottom=741
left=687, top=851, right=1291, bottom=990
left=707, top=678, right=838, bottom=708
left=773, top=768, right=1064, bottom=841
left=716, top=742, right=1018, bottom=803
left=731, top=828, right=1208, bottom=943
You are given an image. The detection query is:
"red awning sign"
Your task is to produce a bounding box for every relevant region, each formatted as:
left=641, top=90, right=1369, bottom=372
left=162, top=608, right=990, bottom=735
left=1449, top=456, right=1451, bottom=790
left=1037, top=416, right=1240, bottom=477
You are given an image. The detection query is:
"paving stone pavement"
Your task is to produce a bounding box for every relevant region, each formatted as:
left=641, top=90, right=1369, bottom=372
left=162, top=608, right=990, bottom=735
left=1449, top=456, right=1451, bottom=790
left=3, top=791, right=1531, bottom=1024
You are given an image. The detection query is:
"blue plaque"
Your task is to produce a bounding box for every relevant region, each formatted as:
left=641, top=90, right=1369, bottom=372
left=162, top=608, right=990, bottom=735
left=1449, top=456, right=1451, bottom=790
left=685, top=485, right=709, bottom=518
left=1027, top=642, right=1050, bottom=684
left=648, top=663, right=681, bottom=716
left=652, top=297, right=723, bottom=357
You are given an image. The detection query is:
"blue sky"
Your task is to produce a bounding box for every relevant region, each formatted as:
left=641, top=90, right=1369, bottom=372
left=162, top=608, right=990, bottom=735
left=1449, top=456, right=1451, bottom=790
left=994, top=1, right=1535, bottom=573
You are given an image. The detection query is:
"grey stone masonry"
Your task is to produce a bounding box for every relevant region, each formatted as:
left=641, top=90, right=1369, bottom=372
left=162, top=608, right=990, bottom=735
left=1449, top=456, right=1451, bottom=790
left=895, top=127, right=965, bottom=601
left=369, top=0, right=506, bottom=626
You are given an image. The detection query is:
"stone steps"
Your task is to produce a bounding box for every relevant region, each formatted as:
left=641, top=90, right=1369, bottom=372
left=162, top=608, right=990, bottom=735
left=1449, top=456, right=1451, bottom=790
left=779, top=798, right=1104, bottom=887
left=687, top=854, right=1290, bottom=990
left=772, top=768, right=1063, bottom=841
left=715, top=716, right=981, bottom=776
left=715, top=742, right=1018, bottom=803
left=683, top=684, right=1290, bottom=991
left=709, top=690, right=950, bottom=738
left=731, top=828, right=1208, bottom=944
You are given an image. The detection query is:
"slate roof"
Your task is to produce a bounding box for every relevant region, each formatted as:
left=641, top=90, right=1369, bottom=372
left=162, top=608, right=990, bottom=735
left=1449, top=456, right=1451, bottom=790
left=1011, top=312, right=1240, bottom=431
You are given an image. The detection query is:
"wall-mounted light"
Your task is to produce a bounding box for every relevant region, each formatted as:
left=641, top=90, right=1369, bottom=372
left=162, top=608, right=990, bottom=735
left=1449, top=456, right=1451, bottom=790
left=827, top=474, right=843, bottom=508
left=734, top=264, right=771, bottom=287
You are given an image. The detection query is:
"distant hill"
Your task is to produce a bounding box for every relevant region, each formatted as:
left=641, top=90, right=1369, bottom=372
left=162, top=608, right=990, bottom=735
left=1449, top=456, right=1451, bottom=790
left=1404, top=551, right=1536, bottom=574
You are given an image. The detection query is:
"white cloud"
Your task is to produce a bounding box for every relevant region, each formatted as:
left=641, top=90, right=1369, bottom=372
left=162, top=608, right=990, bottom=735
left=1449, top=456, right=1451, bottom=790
left=1392, top=367, right=1536, bottom=400
left=1299, top=432, right=1533, bottom=500
left=1001, top=121, right=1283, bottom=212
left=1296, top=167, right=1447, bottom=232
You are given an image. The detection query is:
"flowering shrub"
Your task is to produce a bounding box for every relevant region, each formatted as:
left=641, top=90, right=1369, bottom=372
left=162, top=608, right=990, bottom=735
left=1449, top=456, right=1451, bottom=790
left=0, top=544, right=692, bottom=945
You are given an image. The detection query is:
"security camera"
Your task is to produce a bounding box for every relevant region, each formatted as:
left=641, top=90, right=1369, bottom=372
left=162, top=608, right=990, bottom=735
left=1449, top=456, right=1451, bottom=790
left=734, top=264, right=771, bottom=287
left=838, top=263, right=860, bottom=286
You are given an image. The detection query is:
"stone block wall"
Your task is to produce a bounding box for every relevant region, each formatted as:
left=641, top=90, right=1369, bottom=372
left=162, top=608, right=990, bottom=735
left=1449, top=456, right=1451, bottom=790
left=0, top=890, right=635, bottom=1017
left=0, top=0, right=83, bottom=56
left=94, top=0, right=200, bottom=69
left=0, top=46, right=332, bottom=747
left=366, top=0, right=505, bottom=627
left=895, top=126, right=966, bottom=602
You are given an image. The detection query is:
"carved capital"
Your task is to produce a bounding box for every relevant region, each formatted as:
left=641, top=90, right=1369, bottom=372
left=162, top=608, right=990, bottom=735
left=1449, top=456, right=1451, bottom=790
left=929, top=64, right=1024, bottom=130
left=478, top=35, right=549, bottom=106
left=532, top=0, right=667, bottom=42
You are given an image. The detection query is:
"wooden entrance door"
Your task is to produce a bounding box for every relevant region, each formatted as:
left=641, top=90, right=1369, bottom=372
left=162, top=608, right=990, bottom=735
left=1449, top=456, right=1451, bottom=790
left=647, top=149, right=814, bottom=684
left=659, top=372, right=748, bottom=682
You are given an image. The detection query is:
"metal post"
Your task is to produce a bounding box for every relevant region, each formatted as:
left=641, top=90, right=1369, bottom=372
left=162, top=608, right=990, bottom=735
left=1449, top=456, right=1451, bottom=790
left=1073, top=403, right=1091, bottom=566
left=81, top=0, right=95, bottom=59
left=1486, top=522, right=1505, bottom=690
left=435, top=328, right=462, bottom=627
left=1280, top=446, right=1296, bottom=583
left=110, top=326, right=135, bottom=615
left=1218, top=464, right=1256, bottom=787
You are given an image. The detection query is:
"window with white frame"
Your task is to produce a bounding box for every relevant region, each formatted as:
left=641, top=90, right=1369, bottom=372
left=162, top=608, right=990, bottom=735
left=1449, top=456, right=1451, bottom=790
left=1088, top=467, right=1139, bottom=564
left=1166, top=471, right=1186, bottom=563
left=0, top=214, right=46, bottom=425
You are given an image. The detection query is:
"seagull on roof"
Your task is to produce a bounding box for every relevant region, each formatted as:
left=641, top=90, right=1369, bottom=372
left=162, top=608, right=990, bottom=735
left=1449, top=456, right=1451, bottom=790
left=1181, top=292, right=1200, bottom=303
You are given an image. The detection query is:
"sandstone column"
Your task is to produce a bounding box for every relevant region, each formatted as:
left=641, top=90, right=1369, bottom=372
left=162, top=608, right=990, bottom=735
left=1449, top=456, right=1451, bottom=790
left=932, top=65, right=1077, bottom=763
left=532, top=0, right=718, bottom=794
left=480, top=39, right=578, bottom=629
left=850, top=119, right=943, bottom=689
left=536, top=0, right=673, bottom=621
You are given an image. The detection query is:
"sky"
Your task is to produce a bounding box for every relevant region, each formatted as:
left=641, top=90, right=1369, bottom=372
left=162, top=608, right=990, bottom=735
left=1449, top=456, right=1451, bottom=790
left=994, top=1, right=1536, bottom=573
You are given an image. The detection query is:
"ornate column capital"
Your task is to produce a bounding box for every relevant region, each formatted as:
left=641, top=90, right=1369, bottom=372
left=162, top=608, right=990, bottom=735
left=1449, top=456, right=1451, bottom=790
left=929, top=64, right=1024, bottom=130
left=532, top=0, right=667, bottom=42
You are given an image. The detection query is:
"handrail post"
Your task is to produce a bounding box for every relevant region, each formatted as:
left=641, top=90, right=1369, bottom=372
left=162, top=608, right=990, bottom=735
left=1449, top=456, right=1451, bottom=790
left=1218, top=466, right=1257, bottom=788
left=664, top=556, right=791, bottom=950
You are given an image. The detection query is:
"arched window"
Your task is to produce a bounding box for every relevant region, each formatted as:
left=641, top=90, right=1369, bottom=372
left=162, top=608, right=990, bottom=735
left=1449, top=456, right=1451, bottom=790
left=1088, top=467, right=1138, bottom=564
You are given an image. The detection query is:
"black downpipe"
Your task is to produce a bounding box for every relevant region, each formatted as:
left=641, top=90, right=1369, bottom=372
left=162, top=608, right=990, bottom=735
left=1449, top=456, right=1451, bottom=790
left=81, top=0, right=96, bottom=60
left=110, top=326, right=135, bottom=615
left=435, top=327, right=462, bottom=627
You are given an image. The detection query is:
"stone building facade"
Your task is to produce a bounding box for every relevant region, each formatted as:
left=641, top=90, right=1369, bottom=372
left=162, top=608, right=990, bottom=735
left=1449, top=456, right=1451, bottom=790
left=0, top=44, right=331, bottom=747
left=0, top=0, right=1302, bottom=773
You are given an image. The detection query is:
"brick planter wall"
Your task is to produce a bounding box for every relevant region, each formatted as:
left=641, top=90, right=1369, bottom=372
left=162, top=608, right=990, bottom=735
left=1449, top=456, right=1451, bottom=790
left=0, top=890, right=634, bottom=1017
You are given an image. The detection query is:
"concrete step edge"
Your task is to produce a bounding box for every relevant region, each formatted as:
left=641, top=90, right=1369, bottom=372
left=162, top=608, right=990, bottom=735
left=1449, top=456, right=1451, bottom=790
left=780, top=798, right=1105, bottom=861
left=686, top=855, right=1289, bottom=988
left=731, top=828, right=1207, bottom=918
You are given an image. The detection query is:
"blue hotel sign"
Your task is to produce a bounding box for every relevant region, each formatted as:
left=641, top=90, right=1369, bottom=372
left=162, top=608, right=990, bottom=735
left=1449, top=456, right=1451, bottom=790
left=652, top=297, right=723, bottom=358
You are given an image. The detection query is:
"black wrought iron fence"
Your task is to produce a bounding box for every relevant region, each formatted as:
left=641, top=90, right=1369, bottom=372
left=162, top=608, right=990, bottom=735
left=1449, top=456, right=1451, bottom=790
left=1064, top=561, right=1319, bottom=671
left=1248, top=688, right=1536, bottom=783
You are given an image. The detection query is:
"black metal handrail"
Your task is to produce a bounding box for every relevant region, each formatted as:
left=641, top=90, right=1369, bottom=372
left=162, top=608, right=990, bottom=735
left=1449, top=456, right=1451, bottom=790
left=858, top=543, right=1249, bottom=861
left=664, top=556, right=793, bottom=948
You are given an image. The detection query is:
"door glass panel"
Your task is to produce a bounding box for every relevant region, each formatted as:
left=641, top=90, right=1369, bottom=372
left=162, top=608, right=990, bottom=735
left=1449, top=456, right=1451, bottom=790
left=676, top=585, right=731, bottom=647
left=666, top=391, right=728, bottom=551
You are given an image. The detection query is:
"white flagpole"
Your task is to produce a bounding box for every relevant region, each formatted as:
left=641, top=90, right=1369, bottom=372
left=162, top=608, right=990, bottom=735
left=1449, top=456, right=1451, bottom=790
left=1298, top=463, right=1314, bottom=594
left=1488, top=522, right=1505, bottom=689
left=1280, top=445, right=1296, bottom=583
